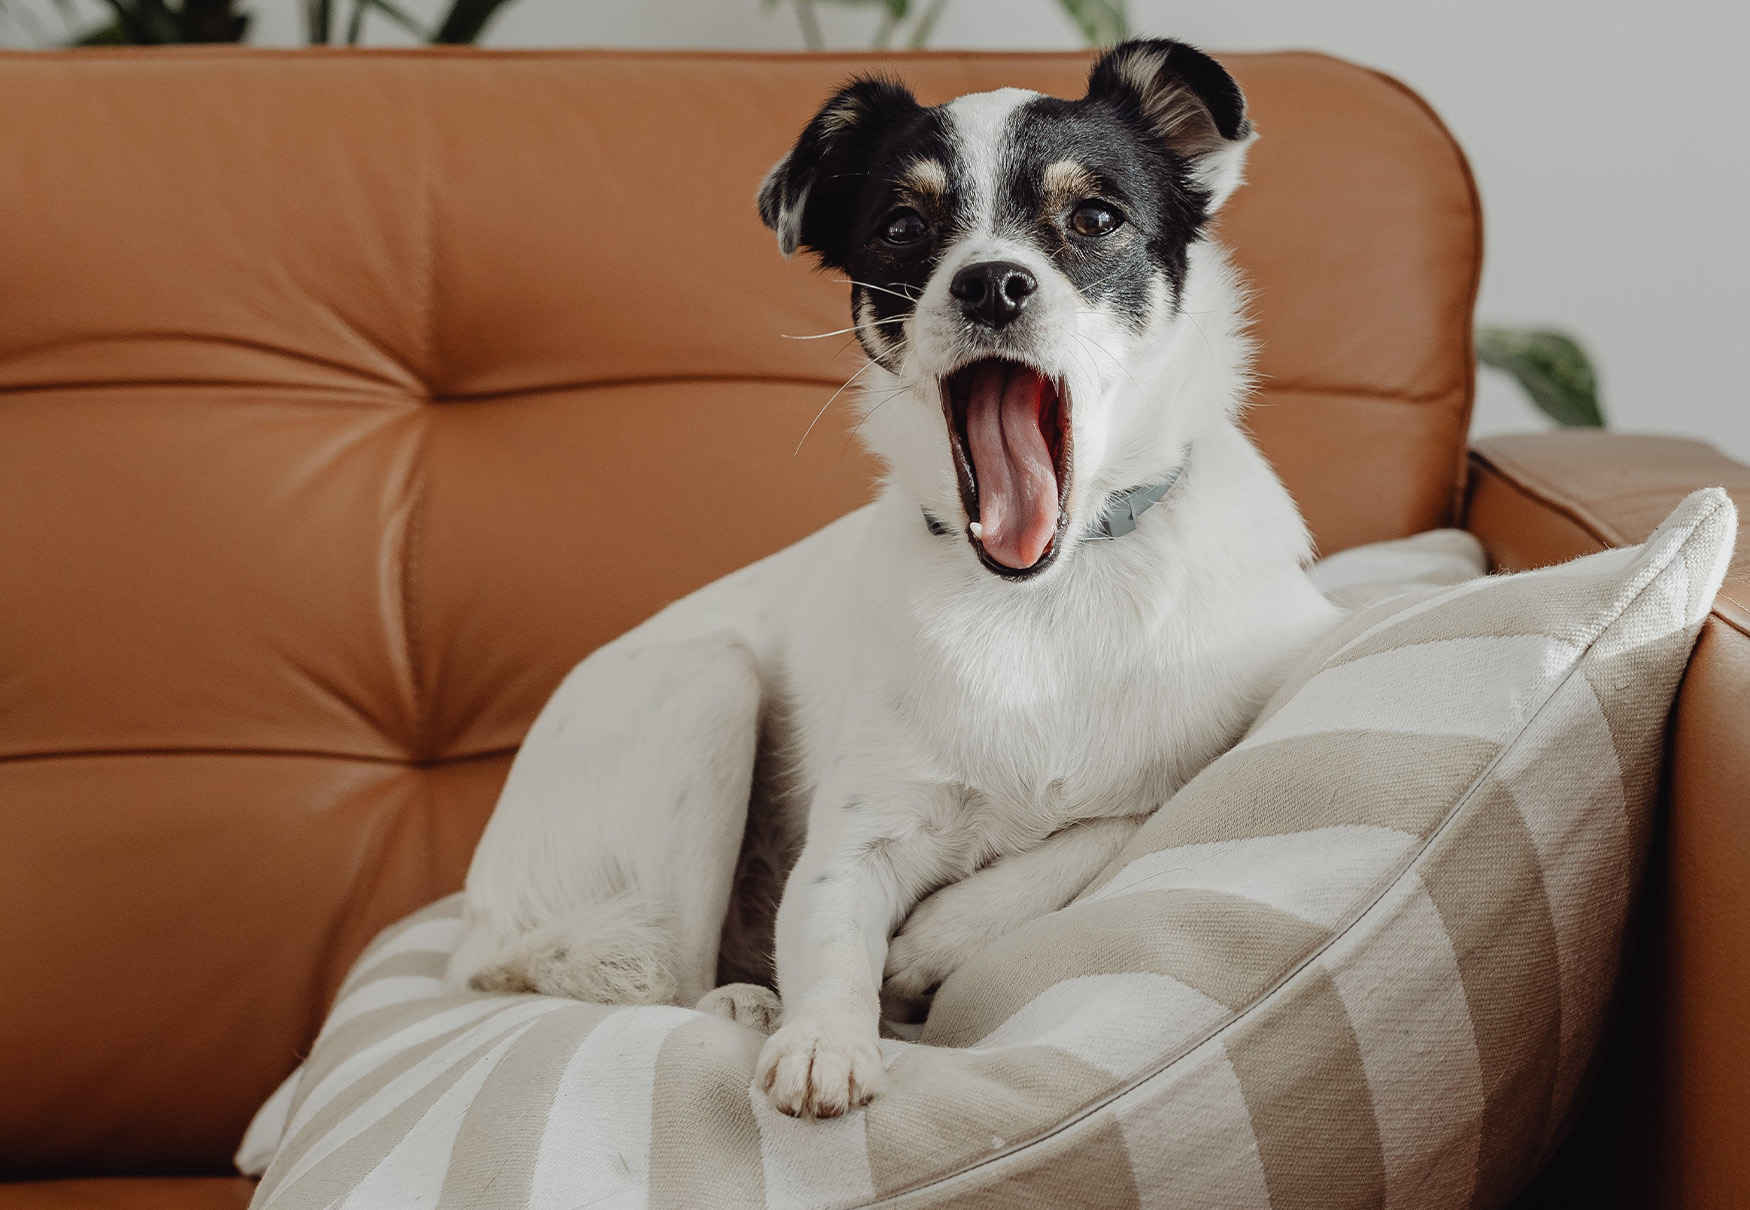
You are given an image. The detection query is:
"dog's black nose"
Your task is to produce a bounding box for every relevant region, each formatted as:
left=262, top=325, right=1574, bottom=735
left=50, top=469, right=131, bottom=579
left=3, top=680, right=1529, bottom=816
left=950, top=261, right=1037, bottom=330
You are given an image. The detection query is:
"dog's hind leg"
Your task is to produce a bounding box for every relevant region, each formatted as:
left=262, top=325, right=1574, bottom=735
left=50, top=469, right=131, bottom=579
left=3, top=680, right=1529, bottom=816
left=695, top=983, right=783, bottom=1034
left=447, top=629, right=761, bottom=1008
left=465, top=890, right=681, bottom=1003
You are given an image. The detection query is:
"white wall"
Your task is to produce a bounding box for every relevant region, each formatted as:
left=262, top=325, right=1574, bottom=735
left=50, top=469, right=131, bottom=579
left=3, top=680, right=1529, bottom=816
left=9, top=0, right=1745, bottom=459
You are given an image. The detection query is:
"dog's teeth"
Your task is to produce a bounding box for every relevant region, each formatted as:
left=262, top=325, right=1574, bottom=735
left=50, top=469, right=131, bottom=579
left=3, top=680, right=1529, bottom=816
left=969, top=522, right=984, bottom=539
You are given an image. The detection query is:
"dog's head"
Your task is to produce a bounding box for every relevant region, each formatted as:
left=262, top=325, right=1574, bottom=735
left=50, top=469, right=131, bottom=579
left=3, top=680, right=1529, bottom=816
left=760, top=39, right=1255, bottom=580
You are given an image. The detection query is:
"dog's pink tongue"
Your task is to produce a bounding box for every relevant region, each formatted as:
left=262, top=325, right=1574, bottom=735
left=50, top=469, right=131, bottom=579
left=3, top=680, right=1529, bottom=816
left=964, top=362, right=1059, bottom=569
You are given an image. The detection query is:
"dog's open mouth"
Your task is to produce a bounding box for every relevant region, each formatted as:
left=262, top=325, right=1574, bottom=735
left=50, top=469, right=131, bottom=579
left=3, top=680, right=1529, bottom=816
left=942, top=358, right=1071, bottom=578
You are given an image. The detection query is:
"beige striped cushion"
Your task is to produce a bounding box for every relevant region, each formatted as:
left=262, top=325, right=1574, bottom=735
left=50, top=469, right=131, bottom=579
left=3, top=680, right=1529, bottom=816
left=1305, top=528, right=1487, bottom=609
left=238, top=489, right=1736, bottom=1210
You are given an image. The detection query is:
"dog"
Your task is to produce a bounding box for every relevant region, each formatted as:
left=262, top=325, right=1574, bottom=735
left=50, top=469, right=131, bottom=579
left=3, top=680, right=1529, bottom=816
left=446, top=38, right=1342, bottom=1120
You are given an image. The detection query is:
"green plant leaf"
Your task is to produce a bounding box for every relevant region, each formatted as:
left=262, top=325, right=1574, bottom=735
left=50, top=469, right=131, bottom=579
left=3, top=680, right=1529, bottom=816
left=0, top=0, right=51, bottom=45
left=787, top=0, right=917, bottom=47
left=98, top=0, right=181, bottom=43
left=905, top=0, right=948, bottom=46
left=804, top=0, right=910, bottom=12
left=138, top=0, right=190, bottom=41
left=790, top=0, right=824, bottom=48
left=360, top=0, right=429, bottom=40
left=1055, top=0, right=1128, bottom=46
left=178, top=0, right=248, bottom=42
left=430, top=0, right=513, bottom=43
left=1475, top=326, right=1606, bottom=428
left=71, top=17, right=130, bottom=42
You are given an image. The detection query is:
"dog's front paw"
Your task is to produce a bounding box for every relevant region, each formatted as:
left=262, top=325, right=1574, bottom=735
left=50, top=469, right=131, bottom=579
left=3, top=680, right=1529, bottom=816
left=756, top=1019, right=888, bottom=1118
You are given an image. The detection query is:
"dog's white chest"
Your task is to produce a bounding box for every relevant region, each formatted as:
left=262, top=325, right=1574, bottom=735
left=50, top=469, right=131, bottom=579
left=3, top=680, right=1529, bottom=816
left=890, top=588, right=1238, bottom=825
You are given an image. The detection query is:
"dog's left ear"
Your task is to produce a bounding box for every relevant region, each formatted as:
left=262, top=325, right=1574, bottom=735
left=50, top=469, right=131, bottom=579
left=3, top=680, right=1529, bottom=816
left=758, top=76, right=924, bottom=267
left=1087, top=39, right=1256, bottom=211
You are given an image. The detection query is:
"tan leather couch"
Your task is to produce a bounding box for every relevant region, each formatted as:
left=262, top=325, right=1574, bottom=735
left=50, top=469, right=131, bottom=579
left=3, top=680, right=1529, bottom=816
left=0, top=48, right=1742, bottom=1209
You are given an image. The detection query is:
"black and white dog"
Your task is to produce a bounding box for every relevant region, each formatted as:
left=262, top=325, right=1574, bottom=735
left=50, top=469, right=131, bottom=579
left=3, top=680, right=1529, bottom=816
left=447, top=39, right=1339, bottom=1118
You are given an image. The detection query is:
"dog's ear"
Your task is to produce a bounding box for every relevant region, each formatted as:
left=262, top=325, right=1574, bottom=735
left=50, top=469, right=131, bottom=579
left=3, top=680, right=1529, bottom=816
left=758, top=76, right=924, bottom=267
left=1087, top=39, right=1256, bottom=211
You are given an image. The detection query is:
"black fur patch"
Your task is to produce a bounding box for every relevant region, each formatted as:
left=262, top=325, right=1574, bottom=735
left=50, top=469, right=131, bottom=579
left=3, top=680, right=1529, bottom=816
left=997, top=94, right=1212, bottom=324
left=759, top=39, right=1250, bottom=352
left=759, top=78, right=932, bottom=267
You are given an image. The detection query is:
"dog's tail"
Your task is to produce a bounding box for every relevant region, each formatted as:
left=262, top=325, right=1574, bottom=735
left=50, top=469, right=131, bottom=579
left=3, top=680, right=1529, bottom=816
left=449, top=890, right=682, bottom=1006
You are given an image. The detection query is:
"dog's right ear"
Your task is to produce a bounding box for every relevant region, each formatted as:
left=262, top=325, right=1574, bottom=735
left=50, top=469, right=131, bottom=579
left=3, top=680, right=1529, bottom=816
left=758, top=76, right=923, bottom=268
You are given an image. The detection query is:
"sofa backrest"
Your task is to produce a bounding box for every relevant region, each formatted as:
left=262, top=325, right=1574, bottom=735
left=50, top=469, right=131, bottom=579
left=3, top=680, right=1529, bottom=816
left=0, top=47, right=1479, bottom=1175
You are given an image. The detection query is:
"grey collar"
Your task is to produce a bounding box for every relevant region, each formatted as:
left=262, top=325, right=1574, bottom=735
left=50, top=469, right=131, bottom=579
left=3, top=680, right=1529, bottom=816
left=923, top=445, right=1191, bottom=543
left=1086, top=451, right=1191, bottom=539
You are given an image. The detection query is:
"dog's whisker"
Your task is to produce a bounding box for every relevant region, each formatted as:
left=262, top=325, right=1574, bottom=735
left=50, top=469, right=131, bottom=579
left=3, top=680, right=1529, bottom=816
left=1059, top=331, right=1105, bottom=384
left=1067, top=328, right=1141, bottom=388
left=834, top=278, right=923, bottom=304
left=1068, top=330, right=1139, bottom=390
left=782, top=317, right=907, bottom=341
left=794, top=358, right=885, bottom=457
left=1065, top=264, right=1131, bottom=297
left=846, top=385, right=911, bottom=451
left=1178, top=307, right=1219, bottom=358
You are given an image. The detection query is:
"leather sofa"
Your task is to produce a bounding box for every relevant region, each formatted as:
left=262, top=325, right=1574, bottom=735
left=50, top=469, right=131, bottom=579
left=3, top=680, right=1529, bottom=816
left=0, top=47, right=1742, bottom=1209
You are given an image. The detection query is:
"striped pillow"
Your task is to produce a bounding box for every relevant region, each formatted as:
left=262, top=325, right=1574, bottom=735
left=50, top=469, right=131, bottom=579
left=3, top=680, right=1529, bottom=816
left=238, top=489, right=1735, bottom=1210
left=1305, top=528, right=1487, bottom=608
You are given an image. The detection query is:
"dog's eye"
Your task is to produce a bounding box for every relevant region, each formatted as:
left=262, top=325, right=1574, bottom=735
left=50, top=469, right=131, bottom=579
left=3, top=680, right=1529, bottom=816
left=1070, top=202, right=1123, bottom=238
left=880, top=208, right=929, bottom=246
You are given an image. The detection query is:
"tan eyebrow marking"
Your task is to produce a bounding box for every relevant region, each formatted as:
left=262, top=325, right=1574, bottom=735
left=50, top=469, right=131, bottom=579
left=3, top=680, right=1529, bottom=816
left=1042, top=159, right=1101, bottom=208
left=855, top=293, right=890, bottom=352
left=897, top=157, right=948, bottom=198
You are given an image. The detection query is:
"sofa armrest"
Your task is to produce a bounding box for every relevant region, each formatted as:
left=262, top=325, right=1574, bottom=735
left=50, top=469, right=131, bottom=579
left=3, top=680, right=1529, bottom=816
left=1466, top=430, right=1750, bottom=624
left=1466, top=431, right=1749, bottom=1209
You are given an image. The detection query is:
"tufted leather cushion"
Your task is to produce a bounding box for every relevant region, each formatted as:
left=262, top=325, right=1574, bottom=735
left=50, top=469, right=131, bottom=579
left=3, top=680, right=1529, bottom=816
left=0, top=48, right=1479, bottom=1176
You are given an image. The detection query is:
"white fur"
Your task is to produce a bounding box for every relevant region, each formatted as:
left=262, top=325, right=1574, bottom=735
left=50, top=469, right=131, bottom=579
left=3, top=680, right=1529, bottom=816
left=448, top=88, right=1340, bottom=1119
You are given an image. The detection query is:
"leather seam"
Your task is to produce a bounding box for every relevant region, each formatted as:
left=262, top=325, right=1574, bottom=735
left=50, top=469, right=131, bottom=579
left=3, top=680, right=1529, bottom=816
left=1715, top=610, right=1750, bottom=640
left=403, top=96, right=438, bottom=763
left=436, top=380, right=1468, bottom=406
left=1469, top=447, right=1633, bottom=546
left=1467, top=452, right=1616, bottom=550
left=401, top=419, right=431, bottom=757
left=0, top=379, right=419, bottom=402
left=1706, top=592, right=1750, bottom=639
left=0, top=375, right=1469, bottom=406
left=0, top=745, right=517, bottom=768
left=0, top=373, right=848, bottom=400
left=1250, top=382, right=1468, bottom=406
left=0, top=333, right=425, bottom=396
